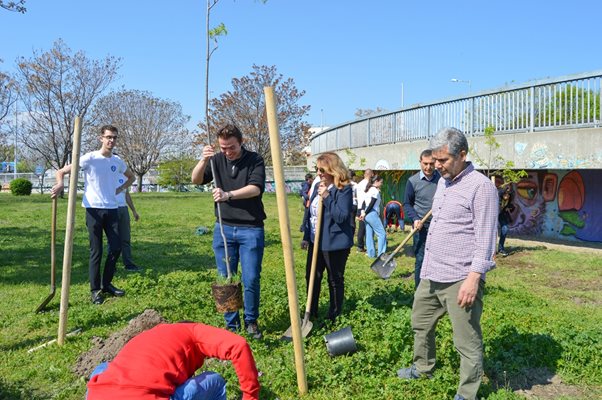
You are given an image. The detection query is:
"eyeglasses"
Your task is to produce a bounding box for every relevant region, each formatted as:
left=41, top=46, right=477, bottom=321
left=103, top=135, right=117, bottom=141
left=316, top=167, right=327, bottom=174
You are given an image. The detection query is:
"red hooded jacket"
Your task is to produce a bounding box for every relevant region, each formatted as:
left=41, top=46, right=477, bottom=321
left=87, top=323, right=260, bottom=400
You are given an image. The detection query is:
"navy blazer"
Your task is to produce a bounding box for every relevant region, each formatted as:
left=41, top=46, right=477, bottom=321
left=302, top=184, right=354, bottom=252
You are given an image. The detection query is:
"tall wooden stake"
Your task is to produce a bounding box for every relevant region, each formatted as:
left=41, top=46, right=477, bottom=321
left=58, top=116, right=83, bottom=345
left=264, top=86, right=308, bottom=395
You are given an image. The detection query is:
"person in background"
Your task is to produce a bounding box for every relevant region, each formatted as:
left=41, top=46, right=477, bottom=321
left=301, top=152, right=353, bottom=323
left=383, top=198, right=404, bottom=233
left=396, top=127, right=498, bottom=400
left=403, top=149, right=440, bottom=289
left=112, top=173, right=143, bottom=272
left=51, top=125, right=135, bottom=305
left=191, top=124, right=266, bottom=339
left=348, top=170, right=358, bottom=236
left=87, top=322, right=260, bottom=400
left=360, top=174, right=387, bottom=258
left=354, top=168, right=374, bottom=252
left=497, top=185, right=515, bottom=256
left=300, top=173, right=313, bottom=208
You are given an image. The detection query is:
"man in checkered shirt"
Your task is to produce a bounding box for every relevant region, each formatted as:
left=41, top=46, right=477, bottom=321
left=397, top=127, right=499, bottom=400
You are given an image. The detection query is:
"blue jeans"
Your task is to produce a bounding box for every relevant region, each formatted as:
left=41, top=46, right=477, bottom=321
left=213, top=223, right=264, bottom=330
left=88, top=362, right=226, bottom=400
left=365, top=211, right=387, bottom=258
left=412, top=225, right=428, bottom=289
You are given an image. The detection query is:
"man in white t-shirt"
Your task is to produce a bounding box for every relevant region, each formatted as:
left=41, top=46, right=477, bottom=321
left=51, top=125, right=135, bottom=305
left=355, top=168, right=373, bottom=252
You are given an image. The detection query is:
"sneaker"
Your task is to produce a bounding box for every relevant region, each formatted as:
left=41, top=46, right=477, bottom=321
left=397, top=364, right=431, bottom=380
left=453, top=395, right=467, bottom=400
left=498, top=249, right=509, bottom=257
left=246, top=322, right=263, bottom=340
left=125, top=265, right=143, bottom=272
left=91, top=290, right=104, bottom=305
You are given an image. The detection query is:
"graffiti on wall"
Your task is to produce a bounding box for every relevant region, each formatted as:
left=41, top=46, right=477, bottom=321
left=504, top=170, right=602, bottom=242
left=375, top=168, right=602, bottom=243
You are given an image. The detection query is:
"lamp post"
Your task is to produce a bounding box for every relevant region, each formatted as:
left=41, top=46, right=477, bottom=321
left=14, top=101, right=18, bottom=179
left=450, top=78, right=471, bottom=95
left=401, top=82, right=404, bottom=108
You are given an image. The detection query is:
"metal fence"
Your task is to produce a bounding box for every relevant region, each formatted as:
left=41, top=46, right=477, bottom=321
left=311, top=70, right=602, bottom=154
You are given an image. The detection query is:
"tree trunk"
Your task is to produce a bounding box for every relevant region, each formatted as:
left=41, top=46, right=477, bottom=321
left=137, top=174, right=144, bottom=193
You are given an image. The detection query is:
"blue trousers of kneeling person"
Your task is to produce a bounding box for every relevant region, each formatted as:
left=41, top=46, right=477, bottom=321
left=88, top=362, right=227, bottom=400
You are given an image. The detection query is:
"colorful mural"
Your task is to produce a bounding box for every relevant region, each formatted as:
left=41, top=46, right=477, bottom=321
left=500, top=169, right=601, bottom=242
left=373, top=169, right=602, bottom=243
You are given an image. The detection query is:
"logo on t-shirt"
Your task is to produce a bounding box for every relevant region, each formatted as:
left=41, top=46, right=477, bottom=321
left=119, top=178, right=124, bottom=184
left=111, top=165, right=117, bottom=172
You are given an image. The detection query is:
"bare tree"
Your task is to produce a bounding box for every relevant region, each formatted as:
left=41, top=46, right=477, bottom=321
left=91, top=89, right=190, bottom=191
left=0, top=0, right=26, bottom=13
left=16, top=39, right=120, bottom=169
left=199, top=64, right=310, bottom=164
left=202, top=0, right=267, bottom=144
left=0, top=67, right=17, bottom=123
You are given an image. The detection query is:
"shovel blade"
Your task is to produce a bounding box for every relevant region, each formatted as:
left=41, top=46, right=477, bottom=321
left=370, top=254, right=396, bottom=279
left=280, top=315, right=313, bottom=341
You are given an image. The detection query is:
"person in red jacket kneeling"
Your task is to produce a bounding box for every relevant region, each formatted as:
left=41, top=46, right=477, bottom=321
left=87, top=322, right=260, bottom=400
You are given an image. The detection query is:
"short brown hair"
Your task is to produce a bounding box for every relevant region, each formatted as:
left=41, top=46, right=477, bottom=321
left=100, top=125, right=118, bottom=136
left=217, top=124, right=243, bottom=143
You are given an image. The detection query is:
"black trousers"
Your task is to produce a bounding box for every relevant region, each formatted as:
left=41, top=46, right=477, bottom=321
left=356, top=219, right=366, bottom=250
left=85, top=208, right=121, bottom=291
left=305, top=243, right=350, bottom=320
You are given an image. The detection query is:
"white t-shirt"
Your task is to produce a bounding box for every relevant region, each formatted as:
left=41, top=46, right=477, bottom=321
left=79, top=151, right=127, bottom=209
left=366, top=186, right=381, bottom=213
left=356, top=179, right=369, bottom=209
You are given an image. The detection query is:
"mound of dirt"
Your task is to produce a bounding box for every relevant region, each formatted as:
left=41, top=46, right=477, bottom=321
left=73, top=309, right=166, bottom=378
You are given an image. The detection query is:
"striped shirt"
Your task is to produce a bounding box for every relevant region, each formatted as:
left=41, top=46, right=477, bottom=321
left=421, top=162, right=498, bottom=283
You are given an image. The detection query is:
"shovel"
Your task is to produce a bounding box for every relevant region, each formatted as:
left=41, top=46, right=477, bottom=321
left=36, top=197, right=57, bottom=313
left=370, top=210, right=432, bottom=279
left=281, top=195, right=324, bottom=341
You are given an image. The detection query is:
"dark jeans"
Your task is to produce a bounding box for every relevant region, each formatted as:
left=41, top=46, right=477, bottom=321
left=305, top=243, right=350, bottom=320
left=85, top=208, right=121, bottom=292
left=498, top=224, right=508, bottom=251
left=412, top=225, right=429, bottom=289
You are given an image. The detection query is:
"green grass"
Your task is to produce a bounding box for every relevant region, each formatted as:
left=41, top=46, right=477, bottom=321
left=0, top=192, right=601, bottom=399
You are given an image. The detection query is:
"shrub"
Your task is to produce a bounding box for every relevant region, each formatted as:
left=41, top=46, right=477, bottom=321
left=9, top=178, right=33, bottom=196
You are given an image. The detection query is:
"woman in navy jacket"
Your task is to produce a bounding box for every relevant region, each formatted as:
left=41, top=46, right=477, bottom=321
left=301, top=152, right=354, bottom=322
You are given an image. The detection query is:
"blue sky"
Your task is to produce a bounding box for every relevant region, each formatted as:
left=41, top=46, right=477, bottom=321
left=1, top=0, right=601, bottom=133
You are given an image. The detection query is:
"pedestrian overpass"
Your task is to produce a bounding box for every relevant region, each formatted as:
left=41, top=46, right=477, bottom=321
left=308, top=70, right=602, bottom=243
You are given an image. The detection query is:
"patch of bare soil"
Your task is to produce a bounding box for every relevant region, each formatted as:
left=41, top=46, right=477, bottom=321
left=510, top=368, right=587, bottom=399
left=72, top=309, right=166, bottom=378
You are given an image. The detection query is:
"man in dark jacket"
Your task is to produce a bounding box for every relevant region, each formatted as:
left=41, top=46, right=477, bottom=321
left=192, top=124, right=266, bottom=339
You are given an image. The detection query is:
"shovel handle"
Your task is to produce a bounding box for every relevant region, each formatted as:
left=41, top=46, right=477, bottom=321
left=305, top=195, right=323, bottom=315
left=210, top=158, right=232, bottom=280
left=382, top=209, right=432, bottom=265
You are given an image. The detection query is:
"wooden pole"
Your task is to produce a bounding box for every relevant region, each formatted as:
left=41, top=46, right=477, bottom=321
left=264, top=86, right=308, bottom=395
left=58, top=116, right=83, bottom=345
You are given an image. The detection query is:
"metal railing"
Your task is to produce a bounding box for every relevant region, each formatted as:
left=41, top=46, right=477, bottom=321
left=311, top=70, right=602, bottom=154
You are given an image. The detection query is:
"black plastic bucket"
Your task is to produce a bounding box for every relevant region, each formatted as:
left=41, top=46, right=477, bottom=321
left=324, top=326, right=357, bottom=356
